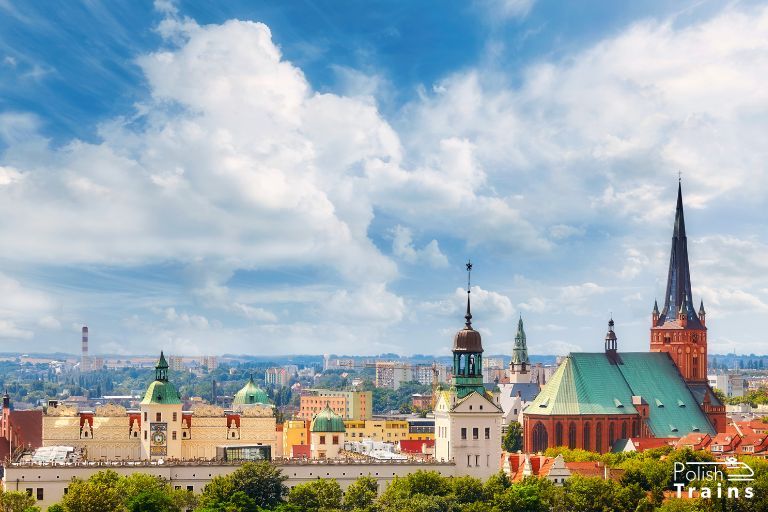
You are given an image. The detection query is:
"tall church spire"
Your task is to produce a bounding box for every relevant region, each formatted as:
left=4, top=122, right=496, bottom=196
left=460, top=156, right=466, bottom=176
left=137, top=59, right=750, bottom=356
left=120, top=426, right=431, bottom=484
left=657, top=180, right=702, bottom=329
left=511, top=316, right=529, bottom=367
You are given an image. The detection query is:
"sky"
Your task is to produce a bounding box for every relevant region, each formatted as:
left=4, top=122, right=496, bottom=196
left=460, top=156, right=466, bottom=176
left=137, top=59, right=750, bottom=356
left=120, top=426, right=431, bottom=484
left=0, top=0, right=766, bottom=358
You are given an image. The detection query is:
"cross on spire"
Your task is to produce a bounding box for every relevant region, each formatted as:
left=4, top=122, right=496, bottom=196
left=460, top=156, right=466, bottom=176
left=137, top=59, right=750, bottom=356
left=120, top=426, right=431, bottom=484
left=465, top=260, right=473, bottom=328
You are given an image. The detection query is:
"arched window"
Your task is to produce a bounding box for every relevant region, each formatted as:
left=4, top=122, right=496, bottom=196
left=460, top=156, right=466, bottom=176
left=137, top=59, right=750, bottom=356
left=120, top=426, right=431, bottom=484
left=621, top=422, right=628, bottom=439
left=595, top=423, right=603, bottom=453
left=583, top=422, right=591, bottom=451
left=555, top=422, right=563, bottom=446
left=632, top=419, right=639, bottom=438
left=568, top=422, right=577, bottom=449
left=692, top=356, right=699, bottom=379
left=609, top=423, right=615, bottom=447
left=532, top=422, right=548, bottom=453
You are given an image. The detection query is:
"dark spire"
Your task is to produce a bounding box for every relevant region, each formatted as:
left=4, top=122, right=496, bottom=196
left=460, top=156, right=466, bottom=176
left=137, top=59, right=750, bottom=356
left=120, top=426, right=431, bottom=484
left=699, top=300, right=705, bottom=315
left=155, top=351, right=169, bottom=382
left=653, top=299, right=659, bottom=315
left=658, top=181, right=703, bottom=328
left=605, top=318, right=621, bottom=364
left=464, top=260, right=473, bottom=328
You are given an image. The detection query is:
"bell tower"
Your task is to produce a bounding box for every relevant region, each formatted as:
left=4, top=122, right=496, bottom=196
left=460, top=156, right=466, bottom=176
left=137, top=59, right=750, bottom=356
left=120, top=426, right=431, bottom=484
left=451, top=261, right=486, bottom=398
left=650, top=181, right=707, bottom=382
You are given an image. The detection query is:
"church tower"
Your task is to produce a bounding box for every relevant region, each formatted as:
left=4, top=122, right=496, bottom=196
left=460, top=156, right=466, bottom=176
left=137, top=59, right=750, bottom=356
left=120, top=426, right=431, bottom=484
left=508, top=316, right=531, bottom=383
left=650, top=181, right=707, bottom=382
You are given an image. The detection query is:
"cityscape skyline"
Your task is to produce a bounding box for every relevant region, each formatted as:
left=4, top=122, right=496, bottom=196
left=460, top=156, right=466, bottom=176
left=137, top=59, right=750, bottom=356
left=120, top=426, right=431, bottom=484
left=1, top=1, right=767, bottom=357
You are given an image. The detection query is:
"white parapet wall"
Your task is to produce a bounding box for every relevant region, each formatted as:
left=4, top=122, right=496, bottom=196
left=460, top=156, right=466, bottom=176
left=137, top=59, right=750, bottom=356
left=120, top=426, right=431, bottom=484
left=3, top=460, right=457, bottom=509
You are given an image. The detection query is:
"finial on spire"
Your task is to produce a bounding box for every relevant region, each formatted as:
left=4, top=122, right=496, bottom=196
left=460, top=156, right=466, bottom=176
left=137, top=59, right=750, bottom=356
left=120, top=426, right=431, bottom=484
left=465, top=260, right=473, bottom=328
left=678, top=170, right=682, bottom=183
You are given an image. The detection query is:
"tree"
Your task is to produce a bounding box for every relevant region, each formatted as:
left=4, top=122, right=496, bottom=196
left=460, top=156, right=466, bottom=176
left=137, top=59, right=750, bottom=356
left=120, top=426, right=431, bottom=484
left=449, top=476, right=484, bottom=504
left=287, top=480, right=343, bottom=511
left=61, top=470, right=124, bottom=512
left=198, top=462, right=286, bottom=511
left=502, top=422, right=523, bottom=452
left=343, top=476, right=378, bottom=511
left=482, top=471, right=511, bottom=499
left=0, top=490, right=38, bottom=512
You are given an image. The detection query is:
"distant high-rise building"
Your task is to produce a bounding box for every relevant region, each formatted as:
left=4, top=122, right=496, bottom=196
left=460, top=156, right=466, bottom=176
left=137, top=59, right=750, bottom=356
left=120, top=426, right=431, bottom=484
left=265, top=367, right=290, bottom=387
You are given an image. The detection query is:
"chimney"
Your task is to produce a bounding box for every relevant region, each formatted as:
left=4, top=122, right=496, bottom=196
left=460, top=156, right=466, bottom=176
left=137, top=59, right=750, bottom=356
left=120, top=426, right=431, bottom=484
left=81, top=325, right=89, bottom=371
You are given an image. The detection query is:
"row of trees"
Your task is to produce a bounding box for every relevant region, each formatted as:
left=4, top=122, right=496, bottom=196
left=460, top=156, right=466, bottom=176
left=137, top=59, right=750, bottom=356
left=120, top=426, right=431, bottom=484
left=35, top=452, right=768, bottom=512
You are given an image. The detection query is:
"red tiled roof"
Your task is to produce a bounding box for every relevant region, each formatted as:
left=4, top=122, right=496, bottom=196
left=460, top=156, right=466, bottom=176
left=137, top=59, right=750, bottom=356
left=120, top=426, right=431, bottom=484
left=629, top=437, right=677, bottom=451
left=565, top=461, right=604, bottom=478
left=398, top=440, right=434, bottom=454
left=675, top=433, right=711, bottom=450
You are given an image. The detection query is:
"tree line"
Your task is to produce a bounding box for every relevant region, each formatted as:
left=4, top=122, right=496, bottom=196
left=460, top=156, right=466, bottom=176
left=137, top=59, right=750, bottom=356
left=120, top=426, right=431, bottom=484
left=4, top=451, right=764, bottom=512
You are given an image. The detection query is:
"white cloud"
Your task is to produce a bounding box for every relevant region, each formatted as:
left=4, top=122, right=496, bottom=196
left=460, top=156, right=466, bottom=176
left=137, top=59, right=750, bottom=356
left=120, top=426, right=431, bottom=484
left=391, top=225, right=449, bottom=268
left=163, top=307, right=210, bottom=330
left=454, top=286, right=514, bottom=320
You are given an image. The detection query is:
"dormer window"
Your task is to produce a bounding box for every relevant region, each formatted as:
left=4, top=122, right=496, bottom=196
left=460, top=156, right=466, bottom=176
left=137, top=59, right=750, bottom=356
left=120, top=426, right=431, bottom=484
left=655, top=399, right=664, bottom=408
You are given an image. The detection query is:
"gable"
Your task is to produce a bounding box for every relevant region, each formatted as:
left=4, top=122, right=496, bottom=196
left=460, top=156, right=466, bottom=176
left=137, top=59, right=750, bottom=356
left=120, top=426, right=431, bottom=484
left=451, top=390, right=501, bottom=413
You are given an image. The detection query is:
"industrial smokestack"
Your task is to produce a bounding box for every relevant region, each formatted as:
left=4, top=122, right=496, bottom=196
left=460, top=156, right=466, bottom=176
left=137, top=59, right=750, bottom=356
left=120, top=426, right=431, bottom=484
left=81, top=325, right=89, bottom=371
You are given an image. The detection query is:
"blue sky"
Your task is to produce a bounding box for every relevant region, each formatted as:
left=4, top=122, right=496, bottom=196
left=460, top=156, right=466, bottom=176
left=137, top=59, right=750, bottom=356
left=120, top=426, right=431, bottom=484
left=0, top=0, right=766, bottom=357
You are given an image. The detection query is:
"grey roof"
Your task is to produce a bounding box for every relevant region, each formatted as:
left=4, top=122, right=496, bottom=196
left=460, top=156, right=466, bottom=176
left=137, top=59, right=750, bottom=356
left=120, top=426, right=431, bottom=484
left=508, top=383, right=540, bottom=402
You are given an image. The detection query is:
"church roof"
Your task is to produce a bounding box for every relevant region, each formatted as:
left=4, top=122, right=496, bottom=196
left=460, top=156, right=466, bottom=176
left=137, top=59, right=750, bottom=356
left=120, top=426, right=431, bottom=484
left=232, top=376, right=270, bottom=405
left=656, top=181, right=703, bottom=329
left=527, top=352, right=715, bottom=438
left=141, top=380, right=182, bottom=405
left=507, top=383, right=540, bottom=402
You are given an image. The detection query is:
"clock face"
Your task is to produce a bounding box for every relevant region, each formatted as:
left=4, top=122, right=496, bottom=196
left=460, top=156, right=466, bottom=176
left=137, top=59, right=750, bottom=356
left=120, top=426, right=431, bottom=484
left=152, top=431, right=166, bottom=445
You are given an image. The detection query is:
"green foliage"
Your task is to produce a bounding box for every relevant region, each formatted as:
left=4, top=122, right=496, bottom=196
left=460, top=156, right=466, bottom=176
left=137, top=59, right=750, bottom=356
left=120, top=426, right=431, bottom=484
left=449, top=476, right=484, bottom=504
left=46, top=506, right=65, bottom=512
left=378, top=471, right=452, bottom=511
left=61, top=470, right=125, bottom=512
left=0, top=490, right=39, bottom=512
left=543, top=447, right=602, bottom=462
left=287, top=480, right=343, bottom=511
left=342, top=476, right=378, bottom=511
left=501, top=422, right=523, bottom=452
left=482, top=471, right=511, bottom=499
left=197, top=461, right=287, bottom=511
left=562, top=475, right=645, bottom=512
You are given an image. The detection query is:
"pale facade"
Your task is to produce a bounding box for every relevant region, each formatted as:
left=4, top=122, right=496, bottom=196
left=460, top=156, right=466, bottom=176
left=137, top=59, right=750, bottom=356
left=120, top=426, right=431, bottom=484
left=434, top=391, right=503, bottom=480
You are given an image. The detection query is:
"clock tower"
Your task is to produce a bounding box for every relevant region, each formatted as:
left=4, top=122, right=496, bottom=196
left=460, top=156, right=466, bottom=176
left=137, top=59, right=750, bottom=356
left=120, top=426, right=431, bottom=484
left=140, top=352, right=183, bottom=460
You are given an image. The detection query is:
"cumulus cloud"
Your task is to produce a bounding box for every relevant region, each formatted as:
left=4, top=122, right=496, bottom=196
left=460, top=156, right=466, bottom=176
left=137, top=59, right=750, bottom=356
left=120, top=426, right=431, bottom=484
left=391, top=225, right=449, bottom=268
left=454, top=286, right=514, bottom=320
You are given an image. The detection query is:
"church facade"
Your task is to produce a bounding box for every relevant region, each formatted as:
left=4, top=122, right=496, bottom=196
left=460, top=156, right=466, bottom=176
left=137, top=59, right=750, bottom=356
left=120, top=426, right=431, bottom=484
left=523, top=183, right=726, bottom=454
left=43, top=353, right=277, bottom=460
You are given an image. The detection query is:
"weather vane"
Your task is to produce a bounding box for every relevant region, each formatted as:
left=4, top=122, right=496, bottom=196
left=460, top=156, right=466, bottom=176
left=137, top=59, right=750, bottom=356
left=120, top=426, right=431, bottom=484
left=466, top=260, right=472, bottom=292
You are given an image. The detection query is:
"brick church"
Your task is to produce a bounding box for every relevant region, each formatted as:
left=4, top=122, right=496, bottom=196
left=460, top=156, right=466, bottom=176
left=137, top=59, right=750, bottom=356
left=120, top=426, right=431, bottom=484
left=523, top=182, right=726, bottom=454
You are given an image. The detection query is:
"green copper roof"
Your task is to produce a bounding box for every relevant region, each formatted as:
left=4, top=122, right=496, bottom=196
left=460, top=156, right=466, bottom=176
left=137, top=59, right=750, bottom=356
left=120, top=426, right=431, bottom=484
left=141, top=380, right=182, bottom=405
left=141, top=352, right=181, bottom=405
left=310, top=404, right=346, bottom=432
left=527, top=352, right=715, bottom=438
left=511, top=316, right=529, bottom=365
left=232, top=376, right=270, bottom=405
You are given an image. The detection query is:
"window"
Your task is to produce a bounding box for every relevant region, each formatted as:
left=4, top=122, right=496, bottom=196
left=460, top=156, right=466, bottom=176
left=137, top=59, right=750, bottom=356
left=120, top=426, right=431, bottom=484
left=461, top=428, right=467, bottom=440
left=621, top=422, right=628, bottom=439
left=467, top=455, right=471, bottom=467
left=333, top=435, right=339, bottom=445
left=555, top=422, right=563, bottom=446
left=156, top=412, right=161, bottom=422
left=172, top=431, right=177, bottom=440
left=37, top=488, right=44, bottom=500
left=187, top=486, right=194, bottom=492
left=133, top=431, right=137, bottom=438
left=595, top=423, right=603, bottom=453
left=320, top=435, right=326, bottom=444
left=609, top=423, right=615, bottom=446
left=485, top=427, right=490, bottom=440
left=175, top=486, right=181, bottom=490
left=173, top=412, right=177, bottom=422
left=144, top=430, right=147, bottom=440
left=473, top=428, right=479, bottom=440
left=144, top=412, right=147, bottom=421
left=475, top=455, right=479, bottom=466
left=26, top=489, right=32, bottom=497
left=568, top=423, right=577, bottom=449
left=583, top=423, right=591, bottom=451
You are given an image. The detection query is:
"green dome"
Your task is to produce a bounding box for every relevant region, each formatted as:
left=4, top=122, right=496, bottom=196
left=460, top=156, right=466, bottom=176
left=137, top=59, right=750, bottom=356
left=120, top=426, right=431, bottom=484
left=141, top=380, right=182, bottom=405
left=141, top=352, right=182, bottom=405
left=232, top=376, right=270, bottom=405
left=310, top=404, right=346, bottom=433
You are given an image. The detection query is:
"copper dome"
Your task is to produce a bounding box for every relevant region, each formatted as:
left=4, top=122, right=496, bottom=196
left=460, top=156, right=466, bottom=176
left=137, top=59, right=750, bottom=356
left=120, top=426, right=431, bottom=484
left=453, top=327, right=483, bottom=353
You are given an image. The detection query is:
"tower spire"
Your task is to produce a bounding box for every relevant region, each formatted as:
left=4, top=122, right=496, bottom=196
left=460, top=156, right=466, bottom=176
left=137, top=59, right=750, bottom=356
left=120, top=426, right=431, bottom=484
left=657, top=180, right=702, bottom=328
left=465, top=260, right=473, bottom=328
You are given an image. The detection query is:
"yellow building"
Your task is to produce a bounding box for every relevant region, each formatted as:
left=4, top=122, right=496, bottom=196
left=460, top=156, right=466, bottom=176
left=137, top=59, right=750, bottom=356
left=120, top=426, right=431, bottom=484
left=310, top=405, right=346, bottom=459
left=343, top=419, right=409, bottom=442
left=282, top=419, right=310, bottom=458
left=43, top=353, right=277, bottom=461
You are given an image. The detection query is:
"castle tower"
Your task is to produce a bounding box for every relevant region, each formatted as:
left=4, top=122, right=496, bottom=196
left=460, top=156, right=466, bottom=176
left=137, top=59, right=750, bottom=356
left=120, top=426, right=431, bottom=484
left=451, top=261, right=486, bottom=398
left=650, top=181, right=707, bottom=382
left=140, top=352, right=183, bottom=460
left=508, top=316, right=531, bottom=383
left=434, top=261, right=503, bottom=479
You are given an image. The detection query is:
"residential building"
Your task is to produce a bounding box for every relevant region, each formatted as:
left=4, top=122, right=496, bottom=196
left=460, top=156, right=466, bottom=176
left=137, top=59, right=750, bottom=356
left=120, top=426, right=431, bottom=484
left=343, top=419, right=409, bottom=442
left=265, top=367, right=290, bottom=387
